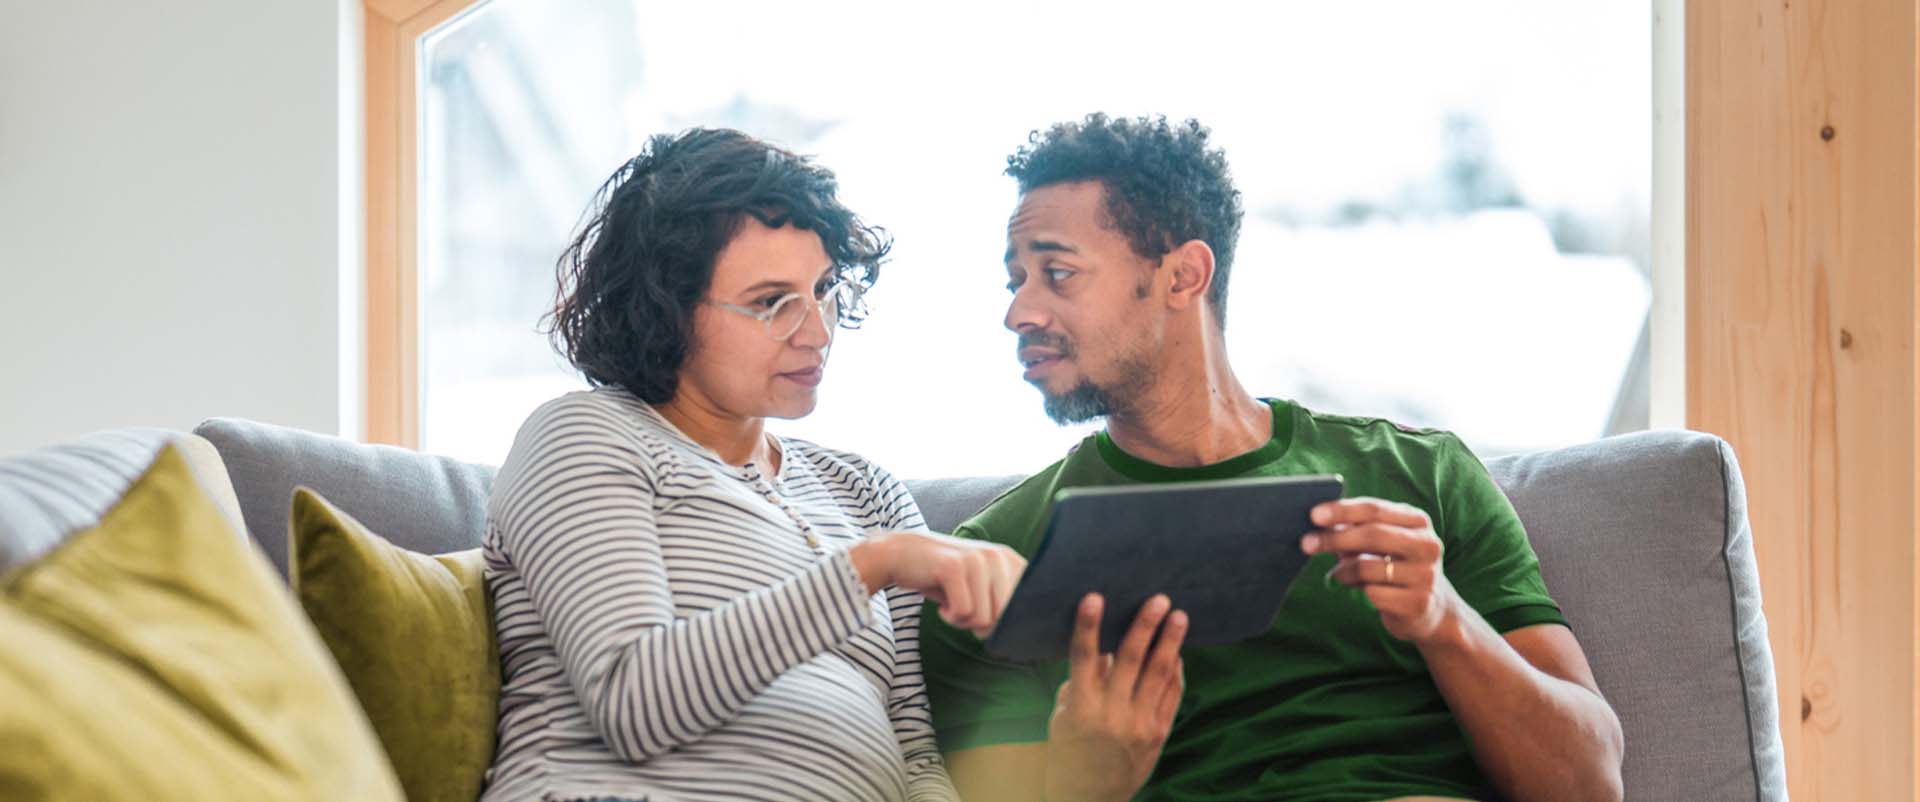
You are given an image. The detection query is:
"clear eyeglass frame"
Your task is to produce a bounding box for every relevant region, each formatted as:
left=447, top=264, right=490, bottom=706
left=711, top=279, right=866, bottom=340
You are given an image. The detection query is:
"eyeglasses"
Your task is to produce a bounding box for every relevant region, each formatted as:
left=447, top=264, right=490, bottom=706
left=710, top=279, right=865, bottom=341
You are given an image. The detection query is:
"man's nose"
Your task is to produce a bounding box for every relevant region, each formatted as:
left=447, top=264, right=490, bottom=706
left=1005, top=283, right=1048, bottom=334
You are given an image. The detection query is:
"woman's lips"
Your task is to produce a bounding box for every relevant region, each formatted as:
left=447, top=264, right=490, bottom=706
left=779, top=367, right=824, bottom=387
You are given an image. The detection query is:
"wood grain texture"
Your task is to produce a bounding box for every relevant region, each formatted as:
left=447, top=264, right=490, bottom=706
left=366, top=0, right=440, bottom=22
left=1688, top=0, right=1919, bottom=799
left=363, top=7, right=407, bottom=446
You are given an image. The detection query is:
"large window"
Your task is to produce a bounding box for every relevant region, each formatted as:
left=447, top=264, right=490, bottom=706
left=413, top=0, right=1651, bottom=477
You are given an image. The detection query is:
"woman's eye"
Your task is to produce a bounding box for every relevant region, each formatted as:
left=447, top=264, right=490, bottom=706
left=755, top=294, right=785, bottom=309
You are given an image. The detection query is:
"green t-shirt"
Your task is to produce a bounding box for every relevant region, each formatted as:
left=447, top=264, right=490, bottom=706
left=920, top=399, right=1566, bottom=802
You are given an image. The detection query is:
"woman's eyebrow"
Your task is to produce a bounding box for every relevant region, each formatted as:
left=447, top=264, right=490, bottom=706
left=737, top=278, right=795, bottom=296
left=734, top=263, right=834, bottom=297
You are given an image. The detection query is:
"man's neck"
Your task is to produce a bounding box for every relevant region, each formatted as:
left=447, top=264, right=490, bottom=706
left=1105, top=333, right=1268, bottom=469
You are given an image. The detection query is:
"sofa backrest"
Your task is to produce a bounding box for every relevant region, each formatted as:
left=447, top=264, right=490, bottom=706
left=1486, top=430, right=1785, bottom=802
left=192, top=419, right=1783, bottom=802
left=193, top=418, right=495, bottom=577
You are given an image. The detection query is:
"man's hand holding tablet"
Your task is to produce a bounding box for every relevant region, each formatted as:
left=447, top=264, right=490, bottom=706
left=1045, top=591, right=1188, bottom=802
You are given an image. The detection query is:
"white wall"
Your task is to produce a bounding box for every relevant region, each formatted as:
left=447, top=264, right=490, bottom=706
left=0, top=0, right=359, bottom=455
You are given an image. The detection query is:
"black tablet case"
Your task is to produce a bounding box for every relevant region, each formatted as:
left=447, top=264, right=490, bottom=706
left=983, top=475, right=1343, bottom=662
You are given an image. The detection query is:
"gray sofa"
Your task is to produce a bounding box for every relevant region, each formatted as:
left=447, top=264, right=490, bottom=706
left=0, top=419, right=1788, bottom=801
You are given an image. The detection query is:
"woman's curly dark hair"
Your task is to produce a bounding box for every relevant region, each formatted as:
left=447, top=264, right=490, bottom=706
left=1005, top=113, right=1244, bottom=327
left=545, top=128, right=891, bottom=403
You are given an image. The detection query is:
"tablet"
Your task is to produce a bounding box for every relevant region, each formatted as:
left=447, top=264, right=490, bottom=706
left=982, top=474, right=1344, bottom=662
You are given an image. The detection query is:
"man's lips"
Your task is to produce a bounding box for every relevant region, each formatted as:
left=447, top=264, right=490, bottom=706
left=1018, top=347, right=1064, bottom=367
left=779, top=366, right=824, bottom=387
left=1019, top=347, right=1066, bottom=381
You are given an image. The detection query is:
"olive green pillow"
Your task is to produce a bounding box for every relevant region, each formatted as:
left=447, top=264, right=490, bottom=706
left=0, top=444, right=406, bottom=801
left=288, top=488, right=500, bottom=802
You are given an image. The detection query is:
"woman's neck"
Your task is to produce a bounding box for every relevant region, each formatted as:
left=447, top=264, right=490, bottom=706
left=655, top=393, right=777, bottom=472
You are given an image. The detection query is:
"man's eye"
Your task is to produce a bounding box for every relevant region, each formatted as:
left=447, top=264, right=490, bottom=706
left=1044, top=268, right=1073, bottom=283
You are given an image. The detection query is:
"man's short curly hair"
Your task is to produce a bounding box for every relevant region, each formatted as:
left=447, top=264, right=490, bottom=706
left=1006, top=113, right=1244, bottom=327
left=546, top=128, right=890, bottom=404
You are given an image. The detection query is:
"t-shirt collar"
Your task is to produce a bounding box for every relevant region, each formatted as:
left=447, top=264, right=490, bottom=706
left=1093, top=398, right=1295, bottom=482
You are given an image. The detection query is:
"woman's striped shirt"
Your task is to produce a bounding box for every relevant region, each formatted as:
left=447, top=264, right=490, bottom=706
left=478, top=388, right=959, bottom=802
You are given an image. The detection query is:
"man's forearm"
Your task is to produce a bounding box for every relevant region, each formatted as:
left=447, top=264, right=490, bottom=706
left=1419, top=602, right=1624, bottom=802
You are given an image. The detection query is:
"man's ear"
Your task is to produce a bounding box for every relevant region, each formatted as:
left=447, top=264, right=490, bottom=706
left=1163, top=239, right=1217, bottom=313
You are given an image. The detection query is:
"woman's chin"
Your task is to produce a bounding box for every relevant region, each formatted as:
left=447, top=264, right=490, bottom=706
left=763, top=391, right=819, bottom=421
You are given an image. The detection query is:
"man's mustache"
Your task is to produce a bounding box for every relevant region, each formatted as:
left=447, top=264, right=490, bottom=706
left=1017, top=330, right=1073, bottom=357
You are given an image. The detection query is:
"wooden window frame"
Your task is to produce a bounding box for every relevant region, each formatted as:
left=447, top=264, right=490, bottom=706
left=363, top=0, right=486, bottom=447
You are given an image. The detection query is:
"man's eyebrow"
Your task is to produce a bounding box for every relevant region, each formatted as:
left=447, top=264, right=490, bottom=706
left=1005, top=239, right=1079, bottom=263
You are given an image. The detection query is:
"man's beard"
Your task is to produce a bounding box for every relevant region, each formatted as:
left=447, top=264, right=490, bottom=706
left=1022, top=331, right=1155, bottom=425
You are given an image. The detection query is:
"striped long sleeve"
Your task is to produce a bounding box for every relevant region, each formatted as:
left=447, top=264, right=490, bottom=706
left=888, top=586, right=961, bottom=802
left=862, top=468, right=962, bottom=802
left=489, top=401, right=879, bottom=763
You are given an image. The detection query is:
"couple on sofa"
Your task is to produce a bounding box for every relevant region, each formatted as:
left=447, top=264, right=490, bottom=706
left=478, top=115, right=1625, bottom=802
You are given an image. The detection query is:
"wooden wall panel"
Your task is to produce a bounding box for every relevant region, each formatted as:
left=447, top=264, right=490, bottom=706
left=1687, top=0, right=1919, bottom=799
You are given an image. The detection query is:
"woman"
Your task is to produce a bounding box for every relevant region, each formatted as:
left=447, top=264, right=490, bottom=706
left=479, top=128, right=1025, bottom=802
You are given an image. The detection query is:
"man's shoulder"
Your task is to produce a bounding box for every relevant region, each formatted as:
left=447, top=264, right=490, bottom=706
left=1284, top=403, right=1497, bottom=517
left=957, top=439, right=1106, bottom=554
left=1294, top=404, right=1471, bottom=465
left=1303, top=407, right=1448, bottom=440
left=960, top=460, right=1064, bottom=547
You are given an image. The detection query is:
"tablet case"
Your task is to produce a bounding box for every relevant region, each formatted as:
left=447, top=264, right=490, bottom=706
left=983, top=474, right=1343, bottom=662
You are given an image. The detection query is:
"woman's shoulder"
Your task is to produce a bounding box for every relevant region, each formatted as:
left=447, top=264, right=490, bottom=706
left=781, top=437, right=902, bottom=492
left=524, top=385, right=645, bottom=419
left=502, top=388, right=678, bottom=473
left=780, top=437, right=923, bottom=532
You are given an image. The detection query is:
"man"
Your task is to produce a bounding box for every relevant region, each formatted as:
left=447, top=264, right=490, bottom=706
left=920, top=114, right=1625, bottom=802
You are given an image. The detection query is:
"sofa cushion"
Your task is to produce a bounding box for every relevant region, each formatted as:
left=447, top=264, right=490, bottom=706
left=290, top=488, right=499, bottom=802
left=0, top=444, right=405, bottom=801
left=0, top=429, right=242, bottom=572
left=1486, top=430, right=1784, bottom=802
left=193, top=417, right=495, bottom=576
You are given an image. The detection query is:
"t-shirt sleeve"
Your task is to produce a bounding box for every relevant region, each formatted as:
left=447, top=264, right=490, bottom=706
left=917, top=518, right=1062, bottom=753
left=1431, top=434, right=1568, bottom=634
